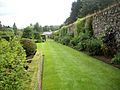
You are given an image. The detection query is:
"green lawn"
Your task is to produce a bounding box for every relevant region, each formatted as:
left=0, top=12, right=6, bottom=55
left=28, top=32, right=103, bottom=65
left=37, top=40, right=120, bottom=90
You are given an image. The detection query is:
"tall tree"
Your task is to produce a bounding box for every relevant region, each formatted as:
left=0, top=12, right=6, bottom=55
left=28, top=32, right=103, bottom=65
left=34, top=22, right=43, bottom=33
left=34, top=22, right=39, bottom=32
left=43, top=26, right=50, bottom=32
left=0, top=21, right=2, bottom=30
left=13, top=23, right=17, bottom=35
left=64, top=0, right=118, bottom=25
left=65, top=0, right=82, bottom=25
left=22, top=26, right=33, bottom=39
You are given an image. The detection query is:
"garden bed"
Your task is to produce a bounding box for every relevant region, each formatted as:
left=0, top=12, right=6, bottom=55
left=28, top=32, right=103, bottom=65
left=94, top=56, right=120, bottom=69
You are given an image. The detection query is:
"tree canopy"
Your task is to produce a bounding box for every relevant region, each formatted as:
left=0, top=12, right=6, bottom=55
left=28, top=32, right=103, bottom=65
left=64, top=0, right=118, bottom=25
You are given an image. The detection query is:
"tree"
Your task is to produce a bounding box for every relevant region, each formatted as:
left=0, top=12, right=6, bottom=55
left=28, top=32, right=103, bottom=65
left=43, top=26, right=50, bottom=32
left=64, top=0, right=82, bottom=25
left=33, top=22, right=43, bottom=33
left=0, top=21, right=2, bottom=30
left=34, top=22, right=39, bottom=32
left=64, top=0, right=117, bottom=25
left=22, top=26, right=33, bottom=39
left=13, top=22, right=17, bottom=35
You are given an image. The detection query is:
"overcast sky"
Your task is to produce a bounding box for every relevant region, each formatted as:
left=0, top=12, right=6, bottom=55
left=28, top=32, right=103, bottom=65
left=0, top=0, right=75, bottom=28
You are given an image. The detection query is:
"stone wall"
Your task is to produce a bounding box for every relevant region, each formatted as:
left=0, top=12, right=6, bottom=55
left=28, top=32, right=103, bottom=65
left=67, top=24, right=77, bottom=36
left=92, top=3, right=120, bottom=47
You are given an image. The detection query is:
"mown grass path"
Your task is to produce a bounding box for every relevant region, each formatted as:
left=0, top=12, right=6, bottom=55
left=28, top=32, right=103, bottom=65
left=37, top=40, right=120, bottom=90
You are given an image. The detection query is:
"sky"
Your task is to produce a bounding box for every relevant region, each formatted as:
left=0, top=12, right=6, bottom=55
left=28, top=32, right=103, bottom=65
left=0, top=0, right=75, bottom=28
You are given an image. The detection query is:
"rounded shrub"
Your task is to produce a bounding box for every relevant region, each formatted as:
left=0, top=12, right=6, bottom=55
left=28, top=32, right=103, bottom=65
left=20, top=38, right=37, bottom=57
left=61, top=36, right=71, bottom=45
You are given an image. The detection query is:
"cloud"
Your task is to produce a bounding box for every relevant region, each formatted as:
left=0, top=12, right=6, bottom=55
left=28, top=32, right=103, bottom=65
left=0, top=0, right=75, bottom=28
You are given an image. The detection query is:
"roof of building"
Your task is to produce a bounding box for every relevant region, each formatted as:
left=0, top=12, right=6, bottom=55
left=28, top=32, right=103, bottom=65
left=42, top=32, right=52, bottom=35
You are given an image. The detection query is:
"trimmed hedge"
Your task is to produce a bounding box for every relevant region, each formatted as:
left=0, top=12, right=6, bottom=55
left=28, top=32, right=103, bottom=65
left=0, top=38, right=28, bottom=90
left=20, top=38, right=37, bottom=57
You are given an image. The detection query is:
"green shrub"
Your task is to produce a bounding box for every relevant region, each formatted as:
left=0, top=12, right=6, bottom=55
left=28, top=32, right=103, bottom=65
left=61, top=36, right=71, bottom=45
left=0, top=38, right=28, bottom=90
left=76, top=35, right=102, bottom=55
left=78, top=32, right=90, bottom=41
left=84, top=17, right=93, bottom=36
left=75, top=33, right=90, bottom=51
left=112, top=52, right=120, bottom=64
left=101, top=44, right=114, bottom=57
left=34, top=32, right=41, bottom=43
left=76, top=40, right=87, bottom=51
left=57, top=37, right=63, bottom=43
left=22, top=26, right=34, bottom=39
left=102, top=28, right=117, bottom=57
left=70, top=37, right=79, bottom=47
left=0, top=31, right=14, bottom=41
left=54, top=36, right=59, bottom=42
left=86, top=38, right=102, bottom=55
left=75, top=19, right=85, bottom=35
left=60, top=26, right=67, bottom=37
left=20, top=38, right=37, bottom=57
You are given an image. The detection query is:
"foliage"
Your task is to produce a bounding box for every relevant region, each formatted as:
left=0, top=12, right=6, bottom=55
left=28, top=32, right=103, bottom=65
left=64, top=0, right=82, bottom=24
left=0, top=38, right=28, bottom=90
left=54, top=36, right=59, bottom=42
left=34, top=32, right=41, bottom=43
left=59, top=26, right=67, bottom=37
left=20, top=38, right=37, bottom=57
left=112, top=52, right=120, bottom=64
left=42, top=25, right=59, bottom=32
left=102, top=28, right=117, bottom=57
left=75, top=32, right=89, bottom=50
left=84, top=17, right=93, bottom=36
left=75, top=19, right=85, bottom=35
left=33, top=22, right=43, bottom=33
left=61, top=36, right=71, bottom=45
left=76, top=40, right=87, bottom=51
left=22, top=26, right=34, bottom=39
left=70, top=37, right=79, bottom=47
left=13, top=23, right=17, bottom=35
left=0, top=21, right=2, bottom=30
left=86, top=38, right=102, bottom=55
left=0, top=30, right=14, bottom=41
left=65, top=0, right=117, bottom=25
left=41, top=35, right=46, bottom=42
left=42, top=26, right=50, bottom=32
